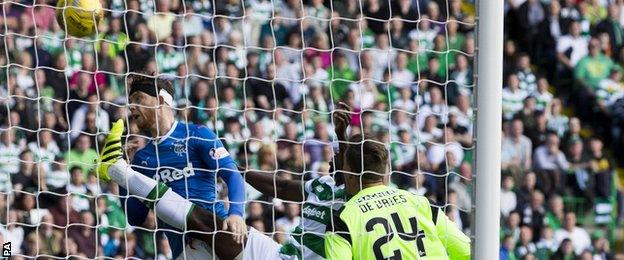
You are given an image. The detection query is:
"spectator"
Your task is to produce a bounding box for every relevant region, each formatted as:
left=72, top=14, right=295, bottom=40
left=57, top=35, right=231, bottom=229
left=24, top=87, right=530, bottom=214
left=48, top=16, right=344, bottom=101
left=99, top=18, right=129, bottom=58
left=449, top=162, right=473, bottom=211
left=519, top=190, right=547, bottom=242
left=502, top=119, right=533, bottom=177
left=363, top=0, right=390, bottom=35
left=1, top=210, right=25, bottom=255
left=516, top=53, right=539, bottom=93
left=503, top=74, right=529, bottom=120
left=565, top=139, right=591, bottom=199
left=42, top=157, right=68, bottom=190
left=551, top=238, right=575, bottom=260
left=448, top=54, right=473, bottom=105
left=546, top=98, right=569, bottom=137
left=562, top=117, right=583, bottom=147
left=515, top=96, right=538, bottom=132
left=64, top=134, right=98, bottom=177
left=68, top=53, right=107, bottom=94
left=515, top=225, right=537, bottom=258
left=408, top=171, right=428, bottom=196
left=588, top=138, right=613, bottom=199
left=147, top=0, right=176, bottom=41
left=536, top=1, right=564, bottom=75
left=504, top=39, right=519, bottom=79
left=27, top=130, right=60, bottom=173
left=327, top=51, right=357, bottom=101
left=556, top=21, right=589, bottom=71
left=20, top=193, right=48, bottom=226
left=103, top=229, right=123, bottom=257
left=517, top=171, right=538, bottom=207
left=13, top=150, right=42, bottom=192
left=391, top=52, right=415, bottom=89
left=275, top=202, right=300, bottom=233
left=500, top=235, right=517, bottom=260
left=533, top=132, right=569, bottom=192
left=553, top=212, right=591, bottom=255
left=68, top=211, right=98, bottom=258
left=501, top=175, right=518, bottom=218
left=418, top=86, right=449, bottom=127
left=575, top=38, right=615, bottom=93
left=501, top=211, right=522, bottom=242
left=99, top=183, right=126, bottom=232
left=69, top=94, right=111, bottom=141
left=247, top=64, right=288, bottom=111
left=594, top=4, right=624, bottom=57
left=304, top=0, right=330, bottom=32
left=532, top=77, right=554, bottom=112
left=24, top=213, right=62, bottom=256
left=545, top=195, right=565, bottom=230
left=446, top=189, right=470, bottom=233
left=390, top=130, right=416, bottom=172
left=0, top=128, right=22, bottom=175
left=66, top=166, right=90, bottom=212
left=535, top=227, right=558, bottom=258
left=526, top=111, right=549, bottom=148
left=591, top=232, right=613, bottom=259
left=426, top=128, right=464, bottom=172
left=155, top=37, right=185, bottom=76
left=596, top=68, right=624, bottom=113
left=349, top=72, right=379, bottom=111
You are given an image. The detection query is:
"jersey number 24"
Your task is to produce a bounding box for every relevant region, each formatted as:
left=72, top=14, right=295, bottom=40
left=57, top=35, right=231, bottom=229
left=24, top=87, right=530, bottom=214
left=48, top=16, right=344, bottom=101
left=366, top=212, right=426, bottom=260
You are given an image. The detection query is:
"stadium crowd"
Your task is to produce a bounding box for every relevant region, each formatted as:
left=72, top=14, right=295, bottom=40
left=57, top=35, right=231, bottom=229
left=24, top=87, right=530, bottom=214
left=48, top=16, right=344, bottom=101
left=0, top=0, right=621, bottom=259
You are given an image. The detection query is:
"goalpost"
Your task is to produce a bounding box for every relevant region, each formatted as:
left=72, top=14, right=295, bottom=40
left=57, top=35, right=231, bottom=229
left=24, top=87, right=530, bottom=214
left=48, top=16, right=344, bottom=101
left=473, top=0, right=503, bottom=258
left=0, top=0, right=503, bottom=258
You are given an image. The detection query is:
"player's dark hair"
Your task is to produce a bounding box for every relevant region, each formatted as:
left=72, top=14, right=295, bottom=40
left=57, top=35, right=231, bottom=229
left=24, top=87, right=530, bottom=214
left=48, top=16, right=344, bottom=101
left=345, top=134, right=388, bottom=181
left=128, top=70, right=174, bottom=97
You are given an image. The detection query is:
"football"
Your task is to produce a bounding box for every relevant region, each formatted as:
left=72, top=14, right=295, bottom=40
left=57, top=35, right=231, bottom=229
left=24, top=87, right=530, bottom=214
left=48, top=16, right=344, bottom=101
left=56, top=0, right=104, bottom=38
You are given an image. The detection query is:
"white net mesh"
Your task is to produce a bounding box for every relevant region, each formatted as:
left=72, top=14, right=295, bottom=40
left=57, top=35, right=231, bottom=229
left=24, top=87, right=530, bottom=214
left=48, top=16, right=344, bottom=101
left=0, top=0, right=475, bottom=258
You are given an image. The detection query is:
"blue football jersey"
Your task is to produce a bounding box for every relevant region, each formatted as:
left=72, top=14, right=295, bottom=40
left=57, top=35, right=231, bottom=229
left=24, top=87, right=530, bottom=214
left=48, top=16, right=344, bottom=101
left=126, top=121, right=243, bottom=258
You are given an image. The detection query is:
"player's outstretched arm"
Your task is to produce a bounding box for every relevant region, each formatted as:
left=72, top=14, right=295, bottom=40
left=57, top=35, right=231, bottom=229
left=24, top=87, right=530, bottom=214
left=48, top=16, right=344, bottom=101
left=243, top=168, right=306, bottom=201
left=193, top=126, right=246, bottom=243
left=332, top=102, right=352, bottom=170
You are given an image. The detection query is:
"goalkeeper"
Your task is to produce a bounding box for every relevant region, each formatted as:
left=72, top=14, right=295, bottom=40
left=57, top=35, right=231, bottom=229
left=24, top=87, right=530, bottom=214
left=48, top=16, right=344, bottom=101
left=117, top=73, right=246, bottom=259
left=324, top=134, right=471, bottom=259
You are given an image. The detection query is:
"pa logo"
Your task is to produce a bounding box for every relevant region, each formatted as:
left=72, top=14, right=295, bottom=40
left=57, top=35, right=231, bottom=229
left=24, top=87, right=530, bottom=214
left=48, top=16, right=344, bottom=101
left=2, top=242, right=10, bottom=257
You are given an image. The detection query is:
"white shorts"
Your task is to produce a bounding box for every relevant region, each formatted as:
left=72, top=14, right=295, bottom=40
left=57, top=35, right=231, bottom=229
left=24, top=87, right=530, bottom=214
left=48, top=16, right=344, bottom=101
left=243, top=227, right=283, bottom=260
left=175, top=228, right=282, bottom=260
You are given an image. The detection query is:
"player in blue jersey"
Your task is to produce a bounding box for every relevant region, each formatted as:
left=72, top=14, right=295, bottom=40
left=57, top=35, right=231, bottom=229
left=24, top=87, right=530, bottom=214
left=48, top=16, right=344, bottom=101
left=121, top=73, right=246, bottom=259
left=97, top=119, right=283, bottom=260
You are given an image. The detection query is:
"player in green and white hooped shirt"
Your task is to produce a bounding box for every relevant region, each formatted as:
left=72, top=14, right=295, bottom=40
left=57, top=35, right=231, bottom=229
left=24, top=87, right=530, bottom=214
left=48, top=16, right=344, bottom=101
left=243, top=103, right=353, bottom=259
left=244, top=171, right=346, bottom=259
left=324, top=134, right=471, bottom=259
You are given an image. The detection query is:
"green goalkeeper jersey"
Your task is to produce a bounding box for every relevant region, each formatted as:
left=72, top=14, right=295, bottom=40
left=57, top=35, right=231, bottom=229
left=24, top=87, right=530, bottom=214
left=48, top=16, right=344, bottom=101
left=325, top=185, right=471, bottom=260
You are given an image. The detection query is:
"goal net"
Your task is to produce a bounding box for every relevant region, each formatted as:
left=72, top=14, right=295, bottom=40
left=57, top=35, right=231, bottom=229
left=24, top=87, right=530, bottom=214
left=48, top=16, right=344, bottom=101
left=0, top=0, right=476, bottom=258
